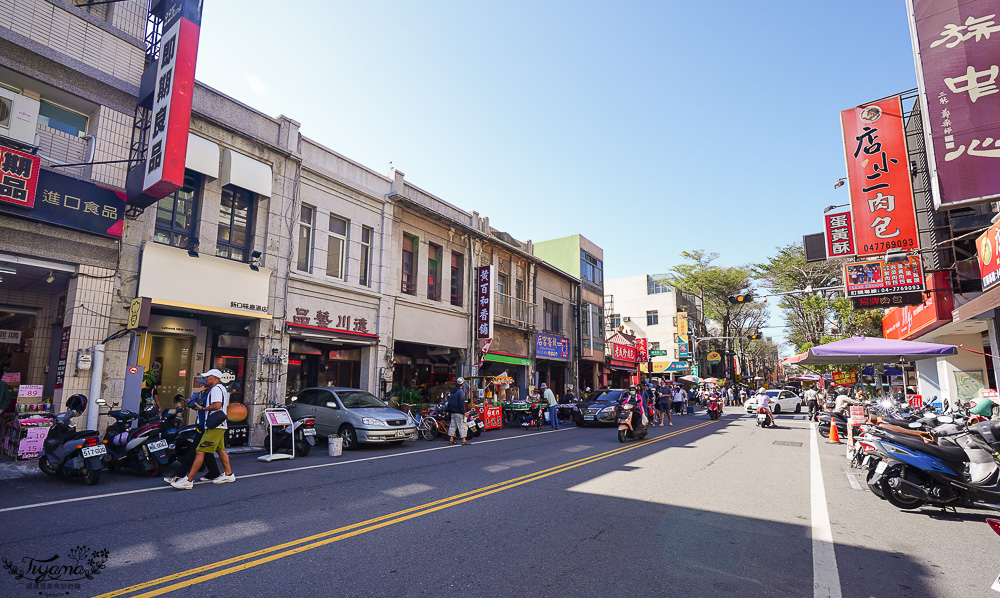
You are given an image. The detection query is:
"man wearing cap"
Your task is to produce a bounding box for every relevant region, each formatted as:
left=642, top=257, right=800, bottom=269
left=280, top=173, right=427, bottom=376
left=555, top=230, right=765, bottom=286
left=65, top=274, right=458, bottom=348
left=541, top=382, right=558, bottom=430
left=171, top=369, right=236, bottom=489
left=163, top=376, right=220, bottom=484
left=447, top=377, right=469, bottom=445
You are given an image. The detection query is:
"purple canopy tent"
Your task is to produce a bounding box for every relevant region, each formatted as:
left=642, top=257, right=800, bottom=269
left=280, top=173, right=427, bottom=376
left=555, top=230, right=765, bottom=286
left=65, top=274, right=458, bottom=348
left=797, top=336, right=956, bottom=366
left=798, top=336, right=957, bottom=403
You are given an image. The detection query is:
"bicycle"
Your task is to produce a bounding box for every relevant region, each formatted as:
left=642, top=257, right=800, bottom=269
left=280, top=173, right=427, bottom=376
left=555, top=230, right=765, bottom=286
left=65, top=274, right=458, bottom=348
left=418, top=402, right=450, bottom=441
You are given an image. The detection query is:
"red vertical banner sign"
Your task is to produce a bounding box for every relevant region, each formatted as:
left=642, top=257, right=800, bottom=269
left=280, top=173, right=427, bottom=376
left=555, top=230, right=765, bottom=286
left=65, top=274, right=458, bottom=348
left=142, top=2, right=202, bottom=198
left=0, top=145, right=41, bottom=208
left=841, top=97, right=920, bottom=257
left=635, top=338, right=647, bottom=362
left=475, top=265, right=494, bottom=340
left=824, top=212, right=856, bottom=258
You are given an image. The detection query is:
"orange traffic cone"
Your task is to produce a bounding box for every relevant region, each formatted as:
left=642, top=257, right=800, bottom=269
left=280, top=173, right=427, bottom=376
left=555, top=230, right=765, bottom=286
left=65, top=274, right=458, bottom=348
left=828, top=421, right=841, bottom=443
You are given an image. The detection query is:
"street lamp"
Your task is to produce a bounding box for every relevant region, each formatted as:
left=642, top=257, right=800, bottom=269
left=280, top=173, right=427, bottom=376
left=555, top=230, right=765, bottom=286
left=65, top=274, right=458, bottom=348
left=823, top=203, right=849, bottom=213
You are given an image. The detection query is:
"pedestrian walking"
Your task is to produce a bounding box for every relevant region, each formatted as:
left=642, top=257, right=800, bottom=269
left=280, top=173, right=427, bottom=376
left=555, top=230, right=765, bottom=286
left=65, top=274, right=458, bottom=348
left=672, top=385, right=685, bottom=415
left=170, top=369, right=235, bottom=489
left=447, top=377, right=469, bottom=445
left=656, top=379, right=672, bottom=426
left=804, top=386, right=821, bottom=421
left=541, top=383, right=559, bottom=431
left=641, top=385, right=657, bottom=426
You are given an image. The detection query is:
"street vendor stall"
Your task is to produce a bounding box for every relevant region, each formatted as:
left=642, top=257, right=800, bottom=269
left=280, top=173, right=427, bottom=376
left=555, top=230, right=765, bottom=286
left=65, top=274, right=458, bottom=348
left=0, top=385, right=54, bottom=460
left=464, top=374, right=514, bottom=430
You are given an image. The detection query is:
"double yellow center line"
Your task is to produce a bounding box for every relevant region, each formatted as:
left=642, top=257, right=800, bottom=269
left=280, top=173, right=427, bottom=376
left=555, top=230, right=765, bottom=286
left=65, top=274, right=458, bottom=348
left=95, top=419, right=718, bottom=598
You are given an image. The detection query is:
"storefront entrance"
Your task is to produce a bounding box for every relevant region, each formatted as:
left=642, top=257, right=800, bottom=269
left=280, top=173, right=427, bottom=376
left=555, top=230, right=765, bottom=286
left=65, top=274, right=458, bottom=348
left=287, top=342, right=362, bottom=395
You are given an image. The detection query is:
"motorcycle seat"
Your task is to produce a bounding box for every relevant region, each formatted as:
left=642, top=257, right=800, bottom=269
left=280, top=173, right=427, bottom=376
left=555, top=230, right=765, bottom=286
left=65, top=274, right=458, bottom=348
left=109, top=410, right=138, bottom=420
left=882, top=417, right=916, bottom=428
left=70, top=430, right=100, bottom=441
left=888, top=433, right=968, bottom=463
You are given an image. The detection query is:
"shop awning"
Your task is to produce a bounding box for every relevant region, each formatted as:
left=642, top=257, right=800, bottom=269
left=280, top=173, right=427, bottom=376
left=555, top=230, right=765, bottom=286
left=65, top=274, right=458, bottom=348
left=287, top=322, right=378, bottom=345
left=483, top=352, right=531, bottom=367
left=607, top=364, right=636, bottom=372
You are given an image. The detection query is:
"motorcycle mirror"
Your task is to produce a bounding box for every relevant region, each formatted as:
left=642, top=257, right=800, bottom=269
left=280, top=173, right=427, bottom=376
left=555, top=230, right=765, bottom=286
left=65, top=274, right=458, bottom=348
left=908, top=422, right=922, bottom=429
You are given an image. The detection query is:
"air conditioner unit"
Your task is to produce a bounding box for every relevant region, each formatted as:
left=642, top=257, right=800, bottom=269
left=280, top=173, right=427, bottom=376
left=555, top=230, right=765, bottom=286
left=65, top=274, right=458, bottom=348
left=0, top=88, right=40, bottom=146
left=622, top=317, right=630, bottom=322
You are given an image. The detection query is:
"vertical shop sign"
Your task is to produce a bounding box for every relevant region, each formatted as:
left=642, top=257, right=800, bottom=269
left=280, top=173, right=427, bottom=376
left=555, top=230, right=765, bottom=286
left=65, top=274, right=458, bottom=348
left=475, top=265, right=494, bottom=340
left=142, top=0, right=203, bottom=198
left=54, top=326, right=71, bottom=389
left=907, top=0, right=1000, bottom=207
left=841, top=97, right=920, bottom=257
left=824, top=212, right=856, bottom=258
left=635, top=338, right=648, bottom=362
left=0, top=144, right=41, bottom=208
left=677, top=311, right=690, bottom=359
left=977, top=218, right=1000, bottom=291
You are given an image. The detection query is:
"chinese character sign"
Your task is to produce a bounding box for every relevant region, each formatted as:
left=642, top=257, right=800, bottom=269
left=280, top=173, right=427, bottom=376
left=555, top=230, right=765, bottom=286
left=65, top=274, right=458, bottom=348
left=677, top=312, right=690, bottom=359
left=908, top=0, right=1000, bottom=207
left=475, top=265, right=494, bottom=340
left=843, top=256, right=925, bottom=300
left=976, top=219, right=1000, bottom=291
left=833, top=371, right=858, bottom=386
left=142, top=1, right=202, bottom=198
left=824, top=211, right=856, bottom=258
left=841, top=97, right=920, bottom=257
left=611, top=343, right=637, bottom=362
left=535, top=333, right=569, bottom=360
left=0, top=144, right=40, bottom=208
left=635, top=338, right=647, bottom=362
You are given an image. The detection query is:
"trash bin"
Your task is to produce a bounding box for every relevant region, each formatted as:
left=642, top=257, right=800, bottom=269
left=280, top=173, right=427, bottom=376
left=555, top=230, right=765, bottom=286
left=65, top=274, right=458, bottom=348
left=328, top=435, right=343, bottom=457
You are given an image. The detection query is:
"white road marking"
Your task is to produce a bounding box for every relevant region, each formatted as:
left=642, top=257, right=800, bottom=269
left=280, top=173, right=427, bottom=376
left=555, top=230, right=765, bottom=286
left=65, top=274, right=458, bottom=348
left=0, top=428, right=574, bottom=513
left=794, top=415, right=807, bottom=420
left=562, top=445, right=592, bottom=453
left=500, top=459, right=535, bottom=467
left=811, top=423, right=843, bottom=598
left=484, top=465, right=509, bottom=473
left=173, top=521, right=271, bottom=551
left=382, top=483, right=434, bottom=498
left=842, top=466, right=865, bottom=491
left=105, top=542, right=158, bottom=569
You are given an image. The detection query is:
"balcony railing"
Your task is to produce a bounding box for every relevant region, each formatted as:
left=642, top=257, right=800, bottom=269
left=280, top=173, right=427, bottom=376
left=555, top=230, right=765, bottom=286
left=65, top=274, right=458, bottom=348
left=494, top=293, right=535, bottom=328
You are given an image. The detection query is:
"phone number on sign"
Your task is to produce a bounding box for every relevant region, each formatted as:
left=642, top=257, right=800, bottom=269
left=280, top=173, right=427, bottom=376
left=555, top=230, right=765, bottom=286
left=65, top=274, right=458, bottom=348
left=861, top=239, right=916, bottom=253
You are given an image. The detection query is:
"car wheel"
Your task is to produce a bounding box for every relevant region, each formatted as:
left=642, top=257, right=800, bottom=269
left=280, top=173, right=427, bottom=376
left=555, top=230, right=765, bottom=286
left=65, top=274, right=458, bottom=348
left=339, top=425, right=358, bottom=450
left=794, top=404, right=802, bottom=413
left=772, top=404, right=781, bottom=414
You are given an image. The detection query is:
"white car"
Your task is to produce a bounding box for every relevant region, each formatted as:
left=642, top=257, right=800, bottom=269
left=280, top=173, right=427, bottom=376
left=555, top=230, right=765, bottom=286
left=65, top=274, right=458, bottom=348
left=745, top=389, right=802, bottom=414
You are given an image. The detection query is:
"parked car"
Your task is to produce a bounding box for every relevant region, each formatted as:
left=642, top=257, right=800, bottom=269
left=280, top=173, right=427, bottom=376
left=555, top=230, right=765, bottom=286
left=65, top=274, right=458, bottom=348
left=745, top=389, right=802, bottom=414
left=573, top=389, right=627, bottom=426
left=287, top=387, right=417, bottom=450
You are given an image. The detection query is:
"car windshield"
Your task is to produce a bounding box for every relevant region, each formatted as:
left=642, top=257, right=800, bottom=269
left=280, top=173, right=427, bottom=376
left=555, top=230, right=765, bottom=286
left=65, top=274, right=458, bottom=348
left=765, top=390, right=781, bottom=398
left=337, top=390, right=386, bottom=409
left=589, top=390, right=622, bottom=402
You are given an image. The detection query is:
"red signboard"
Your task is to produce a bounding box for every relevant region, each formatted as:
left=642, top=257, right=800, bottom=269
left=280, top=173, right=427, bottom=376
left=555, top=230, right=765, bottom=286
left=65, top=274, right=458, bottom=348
left=977, top=220, right=1000, bottom=291
left=882, top=271, right=953, bottom=340
left=635, top=338, right=647, bottom=362
left=611, top=343, right=637, bottom=363
left=825, top=212, right=856, bottom=258
left=841, top=97, right=920, bottom=257
left=477, top=404, right=502, bottom=430
left=142, top=4, right=202, bottom=198
left=908, top=395, right=923, bottom=409
left=475, top=265, right=494, bottom=340
left=0, top=145, right=41, bottom=208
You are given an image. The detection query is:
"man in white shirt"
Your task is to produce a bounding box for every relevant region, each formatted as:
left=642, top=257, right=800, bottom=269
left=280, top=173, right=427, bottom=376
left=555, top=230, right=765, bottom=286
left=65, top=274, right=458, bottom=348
left=804, top=387, right=820, bottom=421
left=171, top=369, right=236, bottom=489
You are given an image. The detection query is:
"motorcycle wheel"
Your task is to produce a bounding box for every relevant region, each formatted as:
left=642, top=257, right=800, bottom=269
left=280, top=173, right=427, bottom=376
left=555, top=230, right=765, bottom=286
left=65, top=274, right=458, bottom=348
left=81, top=467, right=101, bottom=486
left=879, top=467, right=925, bottom=510
left=638, top=429, right=648, bottom=440
left=472, top=426, right=482, bottom=438
left=38, top=456, right=57, bottom=477
left=296, top=440, right=311, bottom=457
left=865, top=466, right=886, bottom=499
left=618, top=429, right=627, bottom=443
left=144, top=459, right=161, bottom=477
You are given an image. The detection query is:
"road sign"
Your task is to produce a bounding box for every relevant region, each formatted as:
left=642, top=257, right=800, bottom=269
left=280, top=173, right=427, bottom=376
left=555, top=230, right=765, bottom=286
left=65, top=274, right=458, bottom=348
left=128, top=366, right=139, bottom=375
left=649, top=350, right=669, bottom=357
left=127, top=297, right=151, bottom=330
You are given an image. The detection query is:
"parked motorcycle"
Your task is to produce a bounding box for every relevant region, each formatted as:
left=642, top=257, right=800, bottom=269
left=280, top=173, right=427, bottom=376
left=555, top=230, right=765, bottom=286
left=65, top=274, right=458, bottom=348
left=39, top=394, right=106, bottom=485
left=96, top=400, right=168, bottom=476
left=707, top=397, right=722, bottom=420
left=466, top=411, right=484, bottom=438
left=867, top=419, right=1000, bottom=512
left=616, top=402, right=647, bottom=443
left=755, top=406, right=774, bottom=428
left=263, top=413, right=317, bottom=456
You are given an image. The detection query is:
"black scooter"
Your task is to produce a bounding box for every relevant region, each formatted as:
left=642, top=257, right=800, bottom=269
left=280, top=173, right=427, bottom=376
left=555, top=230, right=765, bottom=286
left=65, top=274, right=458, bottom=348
left=97, top=401, right=168, bottom=476
left=39, top=394, right=106, bottom=485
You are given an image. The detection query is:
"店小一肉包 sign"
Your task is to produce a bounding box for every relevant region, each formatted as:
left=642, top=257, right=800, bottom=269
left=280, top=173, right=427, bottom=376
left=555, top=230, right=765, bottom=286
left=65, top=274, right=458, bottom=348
left=535, top=333, right=569, bottom=360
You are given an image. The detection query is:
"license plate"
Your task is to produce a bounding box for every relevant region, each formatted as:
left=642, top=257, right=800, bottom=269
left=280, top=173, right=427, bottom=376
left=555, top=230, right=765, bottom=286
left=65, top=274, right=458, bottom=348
left=81, top=445, right=106, bottom=458
left=395, top=430, right=405, bottom=437
left=303, top=428, right=316, bottom=436
left=584, top=415, right=595, bottom=421
left=147, top=440, right=168, bottom=452
left=876, top=461, right=888, bottom=474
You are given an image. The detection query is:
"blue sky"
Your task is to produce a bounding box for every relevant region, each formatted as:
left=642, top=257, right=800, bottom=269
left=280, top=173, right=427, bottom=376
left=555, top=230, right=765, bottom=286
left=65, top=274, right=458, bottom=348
left=195, top=0, right=918, bottom=285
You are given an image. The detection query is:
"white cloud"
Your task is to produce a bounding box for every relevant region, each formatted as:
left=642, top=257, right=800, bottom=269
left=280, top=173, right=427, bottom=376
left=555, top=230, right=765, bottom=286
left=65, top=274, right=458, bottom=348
left=246, top=74, right=268, bottom=96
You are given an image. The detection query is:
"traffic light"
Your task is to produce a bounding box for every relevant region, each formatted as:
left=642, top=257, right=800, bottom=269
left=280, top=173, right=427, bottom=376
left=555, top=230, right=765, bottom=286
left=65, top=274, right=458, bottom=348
left=747, top=332, right=762, bottom=340
left=728, top=292, right=753, bottom=304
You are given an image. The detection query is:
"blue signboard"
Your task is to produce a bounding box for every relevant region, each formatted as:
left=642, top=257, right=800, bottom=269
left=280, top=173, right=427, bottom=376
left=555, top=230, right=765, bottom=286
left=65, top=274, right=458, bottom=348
left=0, top=169, right=125, bottom=237
left=678, top=337, right=690, bottom=359
left=535, top=332, right=570, bottom=360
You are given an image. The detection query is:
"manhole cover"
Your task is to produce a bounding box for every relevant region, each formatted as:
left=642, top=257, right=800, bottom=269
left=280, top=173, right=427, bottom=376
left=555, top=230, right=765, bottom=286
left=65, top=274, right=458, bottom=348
left=772, top=441, right=803, bottom=447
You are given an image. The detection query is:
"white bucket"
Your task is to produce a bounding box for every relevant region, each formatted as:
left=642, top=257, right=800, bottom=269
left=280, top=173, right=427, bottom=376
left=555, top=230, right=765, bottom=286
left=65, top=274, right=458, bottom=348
left=328, top=435, right=343, bottom=457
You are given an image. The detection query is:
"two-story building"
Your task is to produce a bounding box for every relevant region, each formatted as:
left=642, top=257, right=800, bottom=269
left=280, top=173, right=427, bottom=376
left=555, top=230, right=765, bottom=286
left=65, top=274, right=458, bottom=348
left=533, top=261, right=578, bottom=396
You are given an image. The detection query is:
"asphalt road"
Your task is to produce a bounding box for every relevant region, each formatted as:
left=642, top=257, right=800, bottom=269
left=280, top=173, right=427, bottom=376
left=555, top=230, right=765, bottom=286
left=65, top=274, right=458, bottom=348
left=0, top=406, right=997, bottom=598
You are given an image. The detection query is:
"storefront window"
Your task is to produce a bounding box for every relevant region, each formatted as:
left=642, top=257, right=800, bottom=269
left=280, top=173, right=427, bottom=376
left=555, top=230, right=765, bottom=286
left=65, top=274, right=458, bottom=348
left=154, top=171, right=200, bottom=249
left=450, top=252, right=464, bottom=306
left=147, top=335, right=195, bottom=409
left=217, top=186, right=254, bottom=261
left=0, top=310, right=35, bottom=391
left=428, top=243, right=442, bottom=301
